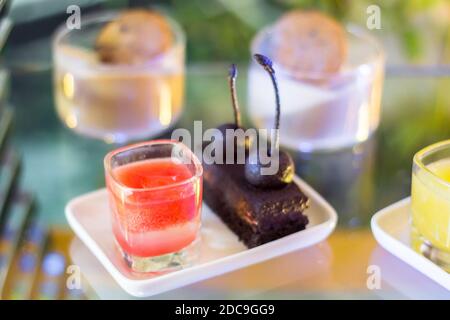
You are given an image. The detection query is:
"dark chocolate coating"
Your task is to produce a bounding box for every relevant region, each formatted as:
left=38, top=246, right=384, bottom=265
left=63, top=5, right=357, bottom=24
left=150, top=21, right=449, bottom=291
left=213, top=123, right=250, bottom=157
left=216, top=123, right=239, bottom=135
left=245, top=149, right=295, bottom=189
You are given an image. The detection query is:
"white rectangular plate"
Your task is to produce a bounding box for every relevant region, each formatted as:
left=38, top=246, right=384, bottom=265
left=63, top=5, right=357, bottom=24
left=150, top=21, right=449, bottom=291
left=66, top=176, right=337, bottom=297
left=371, top=197, right=450, bottom=291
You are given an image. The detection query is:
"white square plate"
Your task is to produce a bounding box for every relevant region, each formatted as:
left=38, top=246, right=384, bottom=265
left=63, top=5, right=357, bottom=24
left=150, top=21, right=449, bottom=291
left=371, top=197, right=450, bottom=291
left=66, top=176, right=337, bottom=297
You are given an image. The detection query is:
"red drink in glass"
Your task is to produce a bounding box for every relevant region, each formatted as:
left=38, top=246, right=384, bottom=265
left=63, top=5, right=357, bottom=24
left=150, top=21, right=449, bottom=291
left=104, top=140, right=203, bottom=273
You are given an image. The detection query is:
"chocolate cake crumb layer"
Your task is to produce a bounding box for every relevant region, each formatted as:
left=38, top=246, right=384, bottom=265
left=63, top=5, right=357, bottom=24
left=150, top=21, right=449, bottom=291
left=203, top=160, right=309, bottom=248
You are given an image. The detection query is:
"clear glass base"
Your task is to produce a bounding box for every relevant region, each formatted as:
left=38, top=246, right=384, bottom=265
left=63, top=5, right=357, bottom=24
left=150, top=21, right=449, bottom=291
left=116, top=236, right=201, bottom=274
left=411, top=229, right=450, bottom=273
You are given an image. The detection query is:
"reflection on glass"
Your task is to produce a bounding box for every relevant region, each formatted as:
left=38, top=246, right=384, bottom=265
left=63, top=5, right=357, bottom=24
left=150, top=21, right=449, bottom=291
left=292, top=137, right=376, bottom=227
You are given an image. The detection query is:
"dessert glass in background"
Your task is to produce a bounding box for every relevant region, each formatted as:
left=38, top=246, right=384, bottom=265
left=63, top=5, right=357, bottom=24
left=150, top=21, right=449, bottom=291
left=411, top=140, right=450, bottom=272
left=248, top=23, right=384, bottom=152
left=53, top=10, right=185, bottom=143
left=104, top=140, right=203, bottom=273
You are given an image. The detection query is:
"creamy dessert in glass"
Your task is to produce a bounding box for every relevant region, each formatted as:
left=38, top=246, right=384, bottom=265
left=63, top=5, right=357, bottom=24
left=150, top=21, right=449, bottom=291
left=53, top=9, right=185, bottom=143
left=248, top=10, right=384, bottom=152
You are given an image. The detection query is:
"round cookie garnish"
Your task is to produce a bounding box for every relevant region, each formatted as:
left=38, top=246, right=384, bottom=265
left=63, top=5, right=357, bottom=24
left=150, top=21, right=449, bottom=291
left=95, top=9, right=174, bottom=64
left=273, top=10, right=347, bottom=74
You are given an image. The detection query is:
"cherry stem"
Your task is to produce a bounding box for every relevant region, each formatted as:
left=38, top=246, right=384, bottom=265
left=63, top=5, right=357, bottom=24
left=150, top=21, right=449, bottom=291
left=228, top=64, right=241, bottom=128
left=253, top=54, right=280, bottom=151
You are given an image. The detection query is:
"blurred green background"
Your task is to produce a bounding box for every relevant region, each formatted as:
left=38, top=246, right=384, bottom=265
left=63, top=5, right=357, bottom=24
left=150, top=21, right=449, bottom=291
left=6, top=0, right=450, bottom=64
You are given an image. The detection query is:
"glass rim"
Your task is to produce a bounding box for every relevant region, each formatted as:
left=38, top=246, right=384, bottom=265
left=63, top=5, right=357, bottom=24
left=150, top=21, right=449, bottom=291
left=52, top=9, right=186, bottom=72
left=104, top=139, right=203, bottom=193
left=413, top=139, right=450, bottom=189
left=250, top=22, right=385, bottom=80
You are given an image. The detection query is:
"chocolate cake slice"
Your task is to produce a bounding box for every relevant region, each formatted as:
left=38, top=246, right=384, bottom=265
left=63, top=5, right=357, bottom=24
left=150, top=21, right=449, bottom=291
left=202, top=56, right=310, bottom=248
left=203, top=161, right=309, bottom=248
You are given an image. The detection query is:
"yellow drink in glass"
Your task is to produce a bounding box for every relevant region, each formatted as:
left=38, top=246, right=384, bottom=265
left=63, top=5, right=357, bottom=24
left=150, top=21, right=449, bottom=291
left=411, top=140, right=450, bottom=272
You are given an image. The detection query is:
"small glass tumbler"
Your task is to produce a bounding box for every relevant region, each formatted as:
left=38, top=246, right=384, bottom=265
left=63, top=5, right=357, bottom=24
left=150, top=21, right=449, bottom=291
left=248, top=25, right=384, bottom=152
left=104, top=140, right=203, bottom=273
left=411, top=140, right=450, bottom=272
left=53, top=10, right=185, bottom=143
